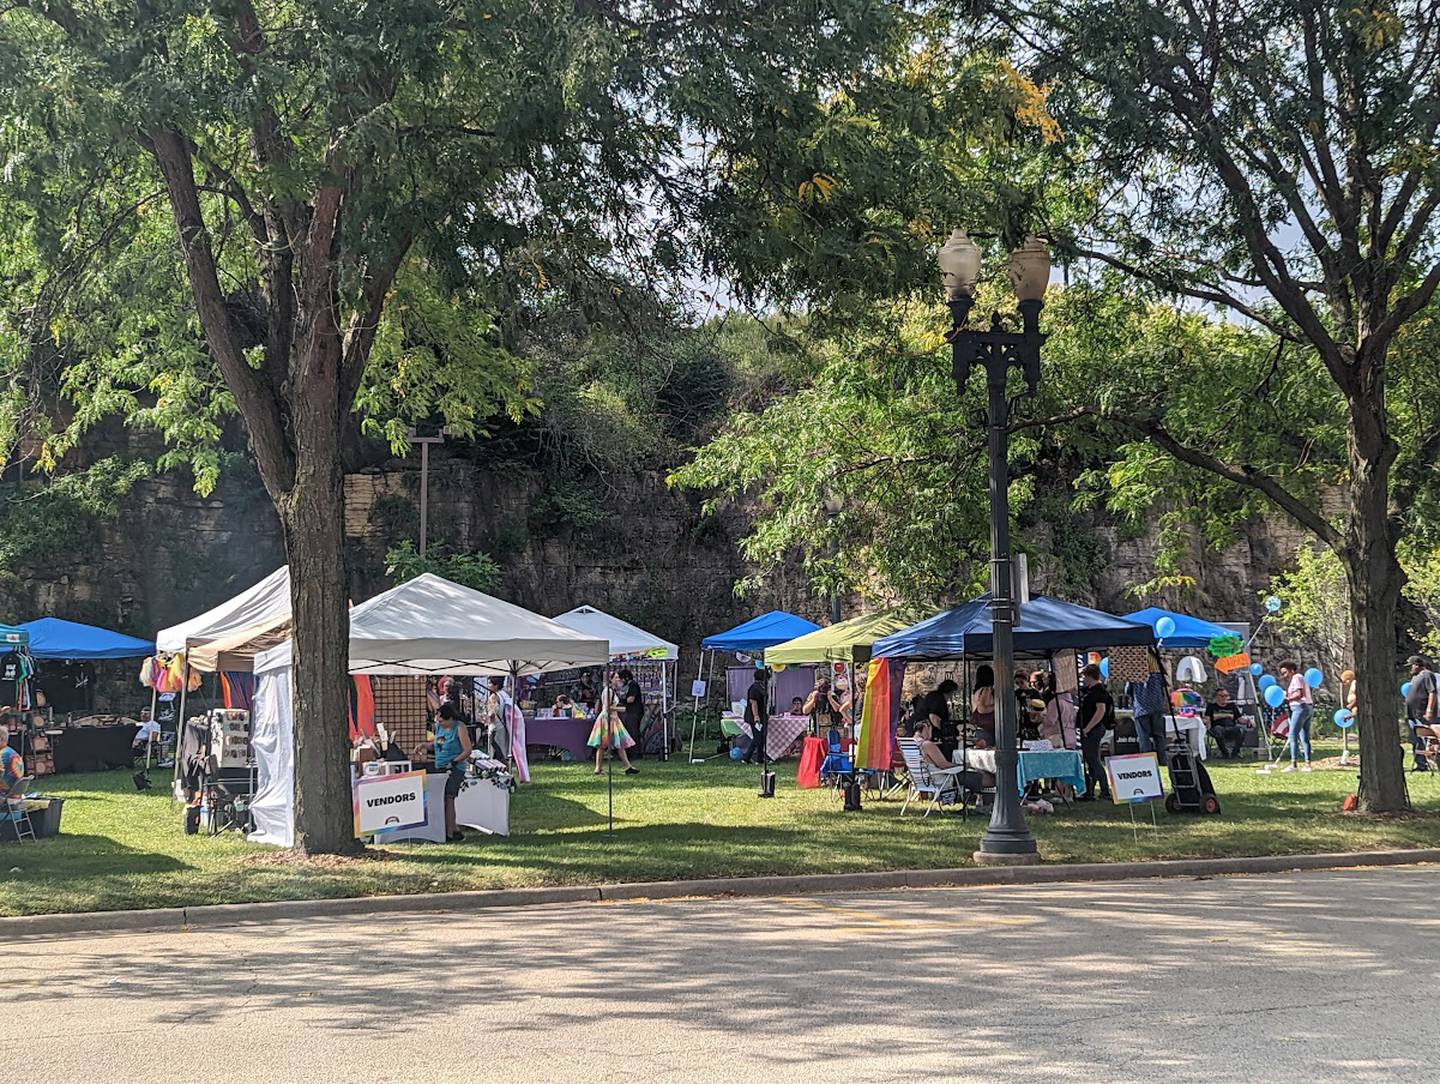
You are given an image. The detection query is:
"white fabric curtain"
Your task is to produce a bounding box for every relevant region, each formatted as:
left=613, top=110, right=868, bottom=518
left=248, top=664, right=294, bottom=847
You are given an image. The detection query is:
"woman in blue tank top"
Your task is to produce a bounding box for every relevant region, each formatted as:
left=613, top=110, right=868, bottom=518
left=429, top=704, right=472, bottom=842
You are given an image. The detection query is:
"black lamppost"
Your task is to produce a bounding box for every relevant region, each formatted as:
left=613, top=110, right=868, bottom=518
left=937, top=228, right=1049, bottom=865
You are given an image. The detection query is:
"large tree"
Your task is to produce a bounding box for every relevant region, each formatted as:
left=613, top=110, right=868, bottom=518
left=987, top=0, right=1440, bottom=810
left=0, top=0, right=903, bottom=851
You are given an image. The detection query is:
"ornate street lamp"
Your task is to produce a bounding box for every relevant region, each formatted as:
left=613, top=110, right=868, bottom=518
left=937, top=228, right=1050, bottom=865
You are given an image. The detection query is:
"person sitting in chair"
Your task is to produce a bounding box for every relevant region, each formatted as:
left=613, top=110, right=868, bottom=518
left=913, top=719, right=988, bottom=804
left=1204, top=687, right=1247, bottom=759
left=132, top=707, right=161, bottom=755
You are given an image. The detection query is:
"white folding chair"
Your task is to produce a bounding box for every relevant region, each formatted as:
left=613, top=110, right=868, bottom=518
left=897, top=740, right=969, bottom=817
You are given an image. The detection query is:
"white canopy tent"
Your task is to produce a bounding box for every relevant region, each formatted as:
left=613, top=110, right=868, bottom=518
left=157, top=565, right=291, bottom=658
left=249, top=574, right=609, bottom=846
left=551, top=605, right=678, bottom=660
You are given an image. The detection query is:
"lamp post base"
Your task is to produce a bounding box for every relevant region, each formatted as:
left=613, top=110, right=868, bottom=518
left=973, top=849, right=1042, bottom=867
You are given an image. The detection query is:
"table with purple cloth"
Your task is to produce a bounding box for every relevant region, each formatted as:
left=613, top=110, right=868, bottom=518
left=734, top=713, right=810, bottom=761
left=523, top=714, right=596, bottom=760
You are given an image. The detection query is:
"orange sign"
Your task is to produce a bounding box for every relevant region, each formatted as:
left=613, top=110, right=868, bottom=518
left=1215, top=652, right=1251, bottom=674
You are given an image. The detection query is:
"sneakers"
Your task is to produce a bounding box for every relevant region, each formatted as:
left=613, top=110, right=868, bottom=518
left=1301, top=765, right=1313, bottom=772
left=1281, top=765, right=1297, bottom=773
left=625, top=766, right=639, bottom=775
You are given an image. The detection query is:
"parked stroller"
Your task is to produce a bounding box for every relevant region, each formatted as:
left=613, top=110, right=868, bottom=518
left=1165, top=730, right=1221, bottom=815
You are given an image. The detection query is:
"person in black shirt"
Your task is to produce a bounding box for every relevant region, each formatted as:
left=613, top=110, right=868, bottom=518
left=577, top=671, right=599, bottom=712
left=742, top=667, right=771, bottom=764
left=1079, top=664, right=1113, bottom=801
left=920, top=679, right=960, bottom=756
left=619, top=669, right=645, bottom=755
left=1204, top=687, right=1246, bottom=759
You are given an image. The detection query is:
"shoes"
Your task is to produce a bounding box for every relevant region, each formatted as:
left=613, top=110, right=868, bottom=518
left=1301, top=765, right=1312, bottom=772
left=1281, top=765, right=1296, bottom=773
left=447, top=832, right=465, bottom=843
left=625, top=767, right=639, bottom=775
left=1411, top=764, right=1429, bottom=772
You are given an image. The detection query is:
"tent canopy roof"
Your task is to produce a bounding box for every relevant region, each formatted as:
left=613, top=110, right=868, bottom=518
left=1123, top=607, right=1237, bottom=650
left=0, top=623, right=29, bottom=648
left=765, top=611, right=910, bottom=666
left=256, top=573, right=609, bottom=677
left=552, top=605, right=677, bottom=660
left=157, top=566, right=290, bottom=654
left=873, top=594, right=1156, bottom=660
left=702, top=610, right=821, bottom=654
left=17, top=617, right=153, bottom=660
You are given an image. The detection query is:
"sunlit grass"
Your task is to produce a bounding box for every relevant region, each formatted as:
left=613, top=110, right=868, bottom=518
left=2, top=746, right=1437, bottom=916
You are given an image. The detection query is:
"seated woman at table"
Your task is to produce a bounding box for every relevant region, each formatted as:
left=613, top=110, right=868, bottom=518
left=552, top=693, right=576, bottom=713
left=0, top=715, right=23, bottom=806
left=1204, top=687, right=1247, bottom=759
left=913, top=720, right=988, bottom=799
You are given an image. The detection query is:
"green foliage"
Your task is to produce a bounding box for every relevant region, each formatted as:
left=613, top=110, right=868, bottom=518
left=1265, top=546, right=1351, bottom=679
left=0, top=458, right=150, bottom=572
left=383, top=540, right=501, bottom=594
left=1402, top=547, right=1440, bottom=658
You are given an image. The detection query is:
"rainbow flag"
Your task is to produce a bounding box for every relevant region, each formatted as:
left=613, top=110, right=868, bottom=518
left=857, top=657, right=900, bottom=771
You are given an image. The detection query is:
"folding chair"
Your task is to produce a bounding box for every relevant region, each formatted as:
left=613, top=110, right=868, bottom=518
left=5, top=777, right=37, bottom=843
left=1415, top=725, right=1440, bottom=773
left=897, top=739, right=970, bottom=817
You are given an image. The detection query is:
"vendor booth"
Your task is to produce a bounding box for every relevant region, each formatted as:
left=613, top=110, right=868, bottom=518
left=552, top=605, right=679, bottom=756
left=874, top=595, right=1157, bottom=797
left=20, top=616, right=154, bottom=717
left=690, top=610, right=822, bottom=762
left=249, top=573, right=609, bottom=847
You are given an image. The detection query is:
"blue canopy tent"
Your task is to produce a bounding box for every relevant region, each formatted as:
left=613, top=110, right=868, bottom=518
left=873, top=595, right=1155, bottom=660
left=0, top=623, right=28, bottom=648
left=689, top=611, right=822, bottom=762
left=18, top=617, right=154, bottom=660
left=701, top=611, right=822, bottom=655
left=1122, top=607, right=1234, bottom=650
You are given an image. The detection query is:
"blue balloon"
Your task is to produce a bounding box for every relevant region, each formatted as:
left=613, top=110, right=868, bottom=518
left=1250, top=662, right=1264, bottom=676
left=1155, top=616, right=1177, bottom=639
left=1305, top=667, right=1324, bottom=689
left=729, top=747, right=743, bottom=761
left=1401, top=681, right=1413, bottom=699
left=1099, top=657, right=1110, bottom=679
left=1333, top=709, right=1355, bottom=729
left=1264, top=684, right=1285, bottom=708
left=1266, top=595, right=1282, bottom=614
left=1258, top=674, right=1277, bottom=691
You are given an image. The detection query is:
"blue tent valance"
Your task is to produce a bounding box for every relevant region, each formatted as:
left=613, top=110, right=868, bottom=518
left=1123, top=607, right=1237, bottom=650
left=17, top=617, right=155, bottom=660
left=701, top=611, right=822, bottom=654
left=0, top=623, right=28, bottom=648
left=873, top=595, right=1156, bottom=660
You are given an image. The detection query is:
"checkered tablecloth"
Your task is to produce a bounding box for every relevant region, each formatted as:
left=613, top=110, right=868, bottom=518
left=734, top=713, right=810, bottom=760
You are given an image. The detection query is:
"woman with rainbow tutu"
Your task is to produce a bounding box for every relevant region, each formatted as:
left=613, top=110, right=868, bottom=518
left=590, top=672, right=639, bottom=776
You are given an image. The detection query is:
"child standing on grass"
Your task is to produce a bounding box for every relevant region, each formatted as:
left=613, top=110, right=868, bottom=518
left=590, top=673, right=638, bottom=776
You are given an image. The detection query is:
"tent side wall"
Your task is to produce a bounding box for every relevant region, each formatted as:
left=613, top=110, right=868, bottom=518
left=247, top=656, right=295, bottom=848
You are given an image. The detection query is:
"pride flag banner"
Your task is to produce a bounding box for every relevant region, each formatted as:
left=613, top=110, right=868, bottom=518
left=857, top=657, right=902, bottom=771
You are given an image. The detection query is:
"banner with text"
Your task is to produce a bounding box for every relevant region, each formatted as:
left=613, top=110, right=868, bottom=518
left=354, top=769, right=428, bottom=836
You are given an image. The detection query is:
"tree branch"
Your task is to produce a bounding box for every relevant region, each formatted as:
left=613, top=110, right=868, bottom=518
left=339, top=225, right=414, bottom=408
left=146, top=127, right=295, bottom=495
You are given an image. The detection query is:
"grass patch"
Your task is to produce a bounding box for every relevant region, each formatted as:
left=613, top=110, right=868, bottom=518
left=3, top=748, right=1438, bottom=917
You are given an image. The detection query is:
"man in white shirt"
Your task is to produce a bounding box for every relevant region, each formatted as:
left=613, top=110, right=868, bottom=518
left=131, top=708, right=161, bottom=755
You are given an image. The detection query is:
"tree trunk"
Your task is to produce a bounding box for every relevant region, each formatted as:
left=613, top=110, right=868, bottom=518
left=279, top=407, right=359, bottom=854
left=1345, top=485, right=1409, bottom=813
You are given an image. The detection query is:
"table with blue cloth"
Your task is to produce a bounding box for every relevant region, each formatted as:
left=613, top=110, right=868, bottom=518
left=961, top=747, right=1088, bottom=796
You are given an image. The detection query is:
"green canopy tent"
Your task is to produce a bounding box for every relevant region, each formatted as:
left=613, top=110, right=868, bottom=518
left=764, top=612, right=910, bottom=667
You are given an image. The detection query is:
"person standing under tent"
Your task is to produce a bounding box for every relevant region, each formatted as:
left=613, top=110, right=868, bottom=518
left=742, top=666, right=771, bottom=765
left=960, top=672, right=990, bottom=752
left=803, top=677, right=841, bottom=735
left=1404, top=655, right=1438, bottom=771
left=418, top=703, right=472, bottom=843
left=577, top=670, right=599, bottom=712
left=618, top=668, right=646, bottom=756
left=1278, top=660, right=1313, bottom=772
left=1079, top=665, right=1114, bottom=801
left=1125, top=667, right=1170, bottom=766
left=485, top=676, right=513, bottom=762
left=590, top=673, right=639, bottom=775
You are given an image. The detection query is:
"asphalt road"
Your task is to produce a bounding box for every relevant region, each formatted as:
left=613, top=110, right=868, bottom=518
left=6, top=866, right=1437, bottom=1083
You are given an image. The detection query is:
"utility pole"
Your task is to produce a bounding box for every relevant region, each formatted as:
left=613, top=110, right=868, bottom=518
left=407, top=428, right=448, bottom=557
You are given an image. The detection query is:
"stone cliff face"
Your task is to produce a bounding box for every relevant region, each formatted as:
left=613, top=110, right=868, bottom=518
left=2, top=445, right=1315, bottom=669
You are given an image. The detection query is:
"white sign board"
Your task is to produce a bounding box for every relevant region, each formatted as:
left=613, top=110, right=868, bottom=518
left=1106, top=752, right=1164, bottom=805
left=691, top=679, right=707, bottom=698
left=353, top=769, right=428, bottom=836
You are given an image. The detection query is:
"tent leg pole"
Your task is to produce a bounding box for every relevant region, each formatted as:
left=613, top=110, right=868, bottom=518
left=687, top=650, right=706, bottom=763
left=172, top=667, right=189, bottom=799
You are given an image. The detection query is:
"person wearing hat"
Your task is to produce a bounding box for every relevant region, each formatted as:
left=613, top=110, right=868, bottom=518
left=1404, top=655, right=1438, bottom=771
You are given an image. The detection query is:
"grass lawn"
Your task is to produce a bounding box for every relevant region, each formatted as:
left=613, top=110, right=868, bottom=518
left=3, top=747, right=1439, bottom=916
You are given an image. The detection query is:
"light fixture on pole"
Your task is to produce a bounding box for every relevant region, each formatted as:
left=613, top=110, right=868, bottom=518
left=937, top=229, right=1050, bottom=866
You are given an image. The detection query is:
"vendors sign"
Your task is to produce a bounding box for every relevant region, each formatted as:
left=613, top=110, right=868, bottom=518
left=1106, top=753, right=1164, bottom=804
left=354, top=770, right=428, bottom=836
